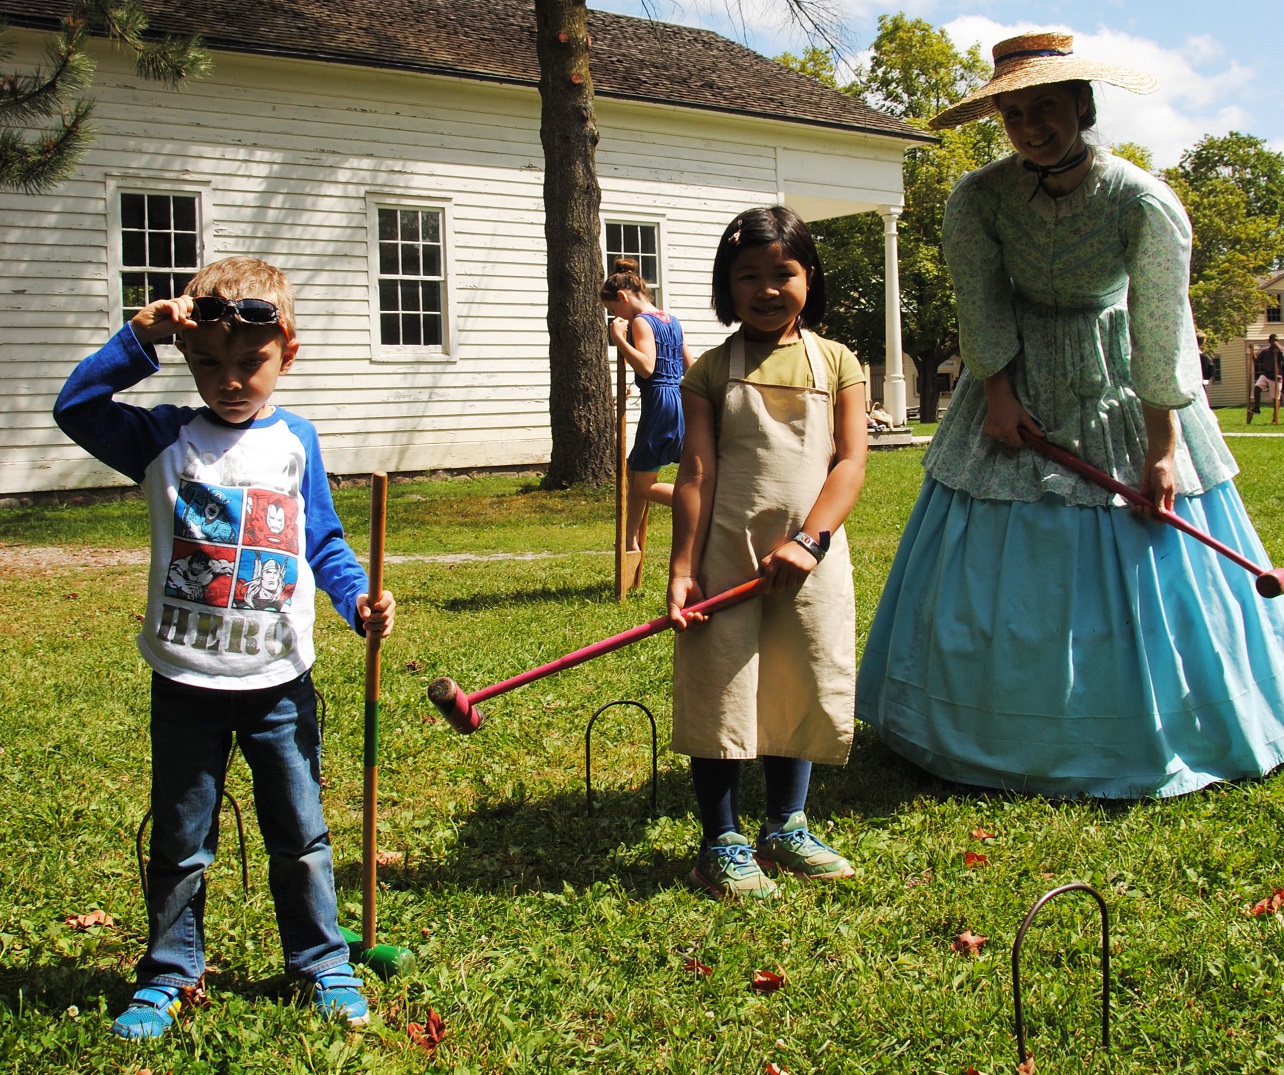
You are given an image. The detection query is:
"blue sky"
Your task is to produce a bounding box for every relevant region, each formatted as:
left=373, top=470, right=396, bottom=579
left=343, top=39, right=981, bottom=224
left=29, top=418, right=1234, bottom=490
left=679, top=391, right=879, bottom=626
left=591, top=0, right=1273, bottom=169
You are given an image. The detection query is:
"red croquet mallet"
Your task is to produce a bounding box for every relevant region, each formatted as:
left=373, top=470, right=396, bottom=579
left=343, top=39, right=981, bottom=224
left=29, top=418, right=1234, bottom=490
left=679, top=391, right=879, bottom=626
left=427, top=576, right=770, bottom=733
left=1019, top=428, right=1284, bottom=598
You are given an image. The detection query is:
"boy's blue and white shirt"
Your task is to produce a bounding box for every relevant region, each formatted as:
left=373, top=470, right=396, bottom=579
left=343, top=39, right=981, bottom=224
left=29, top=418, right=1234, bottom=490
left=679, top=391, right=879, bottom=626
left=54, top=325, right=369, bottom=690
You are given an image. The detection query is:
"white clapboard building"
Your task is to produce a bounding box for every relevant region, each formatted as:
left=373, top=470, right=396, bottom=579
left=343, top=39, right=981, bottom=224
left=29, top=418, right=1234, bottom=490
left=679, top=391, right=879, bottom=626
left=0, top=0, right=927, bottom=494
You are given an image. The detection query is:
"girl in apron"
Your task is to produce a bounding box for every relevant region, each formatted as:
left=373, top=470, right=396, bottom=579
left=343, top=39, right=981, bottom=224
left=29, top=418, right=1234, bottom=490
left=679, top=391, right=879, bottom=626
left=669, top=206, right=869, bottom=899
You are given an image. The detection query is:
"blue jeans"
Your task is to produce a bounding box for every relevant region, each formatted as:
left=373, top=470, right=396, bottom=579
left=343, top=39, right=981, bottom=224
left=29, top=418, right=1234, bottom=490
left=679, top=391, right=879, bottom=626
left=139, top=670, right=347, bottom=988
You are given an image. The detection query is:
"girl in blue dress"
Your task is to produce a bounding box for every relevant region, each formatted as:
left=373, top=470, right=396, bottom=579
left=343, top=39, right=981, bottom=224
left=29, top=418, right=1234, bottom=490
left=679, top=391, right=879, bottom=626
left=857, top=31, right=1284, bottom=799
left=601, top=258, right=694, bottom=552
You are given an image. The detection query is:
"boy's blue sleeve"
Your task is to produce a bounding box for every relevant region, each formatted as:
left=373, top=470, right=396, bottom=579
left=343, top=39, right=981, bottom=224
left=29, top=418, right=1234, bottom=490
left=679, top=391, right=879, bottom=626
left=52, top=325, right=195, bottom=483
left=288, top=413, right=370, bottom=634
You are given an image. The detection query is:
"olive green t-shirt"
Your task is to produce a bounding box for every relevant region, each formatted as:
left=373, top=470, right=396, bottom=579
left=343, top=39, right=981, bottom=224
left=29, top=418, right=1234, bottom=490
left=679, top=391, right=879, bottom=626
left=682, top=334, right=866, bottom=421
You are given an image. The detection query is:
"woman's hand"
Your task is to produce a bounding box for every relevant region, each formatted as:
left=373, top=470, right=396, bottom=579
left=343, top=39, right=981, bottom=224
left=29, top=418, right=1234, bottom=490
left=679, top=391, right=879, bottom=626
left=982, top=372, right=1041, bottom=448
left=1139, top=405, right=1178, bottom=514
left=759, top=539, right=817, bottom=592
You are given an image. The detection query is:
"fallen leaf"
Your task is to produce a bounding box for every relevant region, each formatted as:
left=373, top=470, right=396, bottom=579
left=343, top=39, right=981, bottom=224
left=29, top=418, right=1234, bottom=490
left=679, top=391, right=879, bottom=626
left=65, top=909, right=113, bottom=930
left=970, top=828, right=995, bottom=840
left=405, top=659, right=422, bottom=672
left=683, top=957, right=713, bottom=977
left=952, top=930, right=987, bottom=956
left=375, top=850, right=404, bottom=866
left=964, top=852, right=988, bottom=868
left=1249, top=888, right=1284, bottom=916
left=62, top=592, right=79, bottom=600
left=965, top=1068, right=981, bottom=1075
left=765, top=1064, right=791, bottom=1075
left=751, top=968, right=785, bottom=994
left=407, top=1009, right=446, bottom=1052
left=1017, top=1053, right=1036, bottom=1074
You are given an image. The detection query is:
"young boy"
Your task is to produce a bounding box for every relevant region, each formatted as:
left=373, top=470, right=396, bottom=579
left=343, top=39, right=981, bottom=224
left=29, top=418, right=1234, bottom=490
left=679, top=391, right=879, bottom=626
left=53, top=256, right=395, bottom=1039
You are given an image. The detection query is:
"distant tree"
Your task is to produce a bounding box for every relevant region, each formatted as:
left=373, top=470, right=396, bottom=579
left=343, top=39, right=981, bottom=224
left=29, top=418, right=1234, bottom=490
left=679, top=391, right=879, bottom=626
left=774, top=44, right=838, bottom=87
left=1, top=0, right=209, bottom=194
left=791, top=14, right=1002, bottom=421
left=1165, top=172, right=1281, bottom=347
left=1164, top=132, right=1284, bottom=345
left=1175, top=132, right=1284, bottom=222
left=1111, top=141, right=1153, bottom=172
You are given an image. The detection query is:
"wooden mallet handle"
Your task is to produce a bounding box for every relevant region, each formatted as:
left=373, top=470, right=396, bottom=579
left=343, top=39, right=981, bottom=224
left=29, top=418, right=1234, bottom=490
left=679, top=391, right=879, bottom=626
left=1019, top=429, right=1283, bottom=597
left=362, top=473, right=387, bottom=950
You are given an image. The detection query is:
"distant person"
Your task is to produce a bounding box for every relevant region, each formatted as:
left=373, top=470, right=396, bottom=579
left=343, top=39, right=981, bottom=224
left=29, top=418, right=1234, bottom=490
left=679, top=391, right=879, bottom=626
left=669, top=206, right=867, bottom=899
left=857, top=32, right=1284, bottom=799
left=1196, top=331, right=1215, bottom=389
left=600, top=257, right=694, bottom=554
left=54, top=257, right=395, bottom=1038
left=1250, top=334, right=1283, bottom=424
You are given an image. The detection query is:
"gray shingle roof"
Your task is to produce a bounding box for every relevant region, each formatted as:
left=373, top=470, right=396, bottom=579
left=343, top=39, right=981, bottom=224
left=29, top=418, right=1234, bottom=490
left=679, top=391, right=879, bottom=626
left=3, top=0, right=928, bottom=142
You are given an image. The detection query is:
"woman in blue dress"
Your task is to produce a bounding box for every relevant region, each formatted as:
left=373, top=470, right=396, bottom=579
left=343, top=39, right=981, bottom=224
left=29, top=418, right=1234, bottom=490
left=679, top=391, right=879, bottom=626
left=601, top=257, right=694, bottom=552
left=856, top=31, right=1284, bottom=798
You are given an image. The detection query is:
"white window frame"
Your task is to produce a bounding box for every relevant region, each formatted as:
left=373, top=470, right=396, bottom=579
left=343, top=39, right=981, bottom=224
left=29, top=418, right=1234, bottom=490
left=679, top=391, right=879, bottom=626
left=366, top=194, right=456, bottom=363
left=106, top=176, right=214, bottom=355
left=603, top=216, right=666, bottom=308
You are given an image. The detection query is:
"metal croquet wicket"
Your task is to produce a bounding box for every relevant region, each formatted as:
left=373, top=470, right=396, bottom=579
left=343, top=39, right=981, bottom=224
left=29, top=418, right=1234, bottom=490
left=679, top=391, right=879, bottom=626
left=584, top=700, right=658, bottom=817
left=1012, top=882, right=1111, bottom=1068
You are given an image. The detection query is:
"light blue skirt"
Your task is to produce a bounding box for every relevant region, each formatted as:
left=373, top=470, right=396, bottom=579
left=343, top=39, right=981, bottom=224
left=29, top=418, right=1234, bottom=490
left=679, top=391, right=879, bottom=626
left=856, top=478, right=1284, bottom=798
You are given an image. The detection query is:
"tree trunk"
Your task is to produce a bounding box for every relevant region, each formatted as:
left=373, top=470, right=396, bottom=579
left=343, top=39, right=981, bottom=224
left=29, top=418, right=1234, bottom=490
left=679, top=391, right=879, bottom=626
left=535, top=0, right=614, bottom=488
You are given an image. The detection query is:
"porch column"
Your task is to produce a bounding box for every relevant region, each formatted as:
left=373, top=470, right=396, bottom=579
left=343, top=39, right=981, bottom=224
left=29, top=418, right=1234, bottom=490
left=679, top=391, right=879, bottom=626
left=879, top=205, right=906, bottom=426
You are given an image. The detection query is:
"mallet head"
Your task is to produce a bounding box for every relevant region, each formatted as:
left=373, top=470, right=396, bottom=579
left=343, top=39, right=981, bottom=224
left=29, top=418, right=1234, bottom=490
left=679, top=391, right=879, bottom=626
left=427, top=677, right=485, bottom=734
left=1256, top=569, right=1284, bottom=599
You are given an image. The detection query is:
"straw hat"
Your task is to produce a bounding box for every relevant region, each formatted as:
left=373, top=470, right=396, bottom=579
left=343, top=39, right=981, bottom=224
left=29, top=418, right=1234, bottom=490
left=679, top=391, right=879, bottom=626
left=928, top=31, right=1158, bottom=130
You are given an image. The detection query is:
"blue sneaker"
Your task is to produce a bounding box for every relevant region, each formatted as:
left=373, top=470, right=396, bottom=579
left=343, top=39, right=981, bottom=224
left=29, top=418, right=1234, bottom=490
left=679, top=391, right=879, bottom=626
left=755, top=812, right=854, bottom=880
left=689, top=831, right=779, bottom=900
left=310, top=963, right=370, bottom=1026
left=110, top=983, right=183, bottom=1040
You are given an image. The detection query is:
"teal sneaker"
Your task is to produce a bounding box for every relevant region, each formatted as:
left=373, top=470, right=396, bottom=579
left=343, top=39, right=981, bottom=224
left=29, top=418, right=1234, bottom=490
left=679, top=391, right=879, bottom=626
left=689, top=831, right=779, bottom=900
left=110, top=983, right=183, bottom=1040
left=755, top=812, right=854, bottom=881
left=310, top=963, right=370, bottom=1027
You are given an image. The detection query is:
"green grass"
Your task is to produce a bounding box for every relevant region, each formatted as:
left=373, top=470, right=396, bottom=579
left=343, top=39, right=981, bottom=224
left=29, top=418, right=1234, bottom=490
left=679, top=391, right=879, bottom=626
left=2, top=445, right=1284, bottom=1074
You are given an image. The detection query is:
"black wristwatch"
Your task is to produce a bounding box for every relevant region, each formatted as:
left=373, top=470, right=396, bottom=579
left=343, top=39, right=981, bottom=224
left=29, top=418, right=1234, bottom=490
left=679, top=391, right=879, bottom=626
left=791, top=530, right=830, bottom=562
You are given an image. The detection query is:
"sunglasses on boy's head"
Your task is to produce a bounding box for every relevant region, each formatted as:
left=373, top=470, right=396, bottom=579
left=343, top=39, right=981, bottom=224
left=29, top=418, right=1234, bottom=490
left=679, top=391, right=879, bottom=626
left=191, top=296, right=281, bottom=326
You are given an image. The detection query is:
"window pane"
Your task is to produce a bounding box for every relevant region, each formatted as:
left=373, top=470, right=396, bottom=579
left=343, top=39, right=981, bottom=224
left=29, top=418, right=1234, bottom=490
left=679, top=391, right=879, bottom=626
left=378, top=209, right=398, bottom=241
left=379, top=280, right=399, bottom=310
left=401, top=244, right=420, bottom=277
left=121, top=194, right=145, bottom=230
left=399, top=210, right=418, bottom=242
left=401, top=314, right=422, bottom=345
left=122, top=231, right=146, bottom=267
left=380, top=313, right=400, bottom=345
left=422, top=248, right=441, bottom=277
left=173, top=233, right=198, bottom=268
left=399, top=280, right=420, bottom=311
left=379, top=242, right=398, bottom=276
left=149, top=232, right=173, bottom=268
left=421, top=212, right=440, bottom=243
left=173, top=198, right=197, bottom=231
left=421, top=281, right=441, bottom=311
left=423, top=314, right=442, bottom=346
left=148, top=195, right=172, bottom=230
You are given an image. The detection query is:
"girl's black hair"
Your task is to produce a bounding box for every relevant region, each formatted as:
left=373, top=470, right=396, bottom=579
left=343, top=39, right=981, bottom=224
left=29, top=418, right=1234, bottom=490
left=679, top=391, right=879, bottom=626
left=710, top=205, right=826, bottom=328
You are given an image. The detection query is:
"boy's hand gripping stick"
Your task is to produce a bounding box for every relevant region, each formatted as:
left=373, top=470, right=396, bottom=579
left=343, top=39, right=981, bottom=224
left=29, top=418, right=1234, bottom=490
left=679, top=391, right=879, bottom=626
left=428, top=576, right=770, bottom=733
left=1019, top=428, right=1284, bottom=598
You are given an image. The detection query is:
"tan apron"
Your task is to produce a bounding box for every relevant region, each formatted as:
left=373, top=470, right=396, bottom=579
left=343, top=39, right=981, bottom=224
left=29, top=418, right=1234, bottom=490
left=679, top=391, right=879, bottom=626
left=671, top=329, right=856, bottom=764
